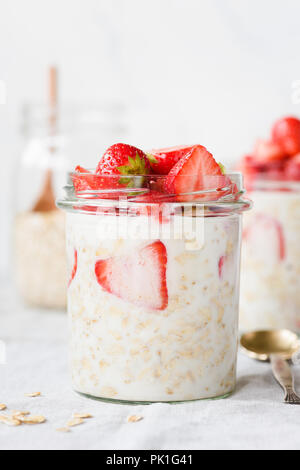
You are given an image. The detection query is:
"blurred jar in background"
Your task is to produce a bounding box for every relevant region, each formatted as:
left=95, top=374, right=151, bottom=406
left=240, top=177, right=300, bottom=333
left=14, top=103, right=126, bottom=309
left=238, top=118, right=300, bottom=333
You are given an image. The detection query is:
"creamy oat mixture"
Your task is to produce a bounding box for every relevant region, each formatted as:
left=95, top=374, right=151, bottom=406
left=240, top=190, right=300, bottom=333
left=14, top=210, right=67, bottom=309
left=66, top=210, right=241, bottom=402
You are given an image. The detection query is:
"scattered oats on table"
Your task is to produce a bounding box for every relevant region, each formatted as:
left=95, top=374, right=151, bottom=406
left=19, top=415, right=46, bottom=424
left=0, top=415, right=21, bottom=426
left=67, top=418, right=84, bottom=427
left=25, top=392, right=41, bottom=398
left=56, top=427, right=71, bottom=433
left=127, top=415, right=144, bottom=423
left=73, top=413, right=93, bottom=419
left=11, top=411, right=30, bottom=418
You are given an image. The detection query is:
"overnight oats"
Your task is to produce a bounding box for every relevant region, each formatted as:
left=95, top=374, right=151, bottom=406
left=239, top=116, right=300, bottom=333
left=58, top=143, right=251, bottom=403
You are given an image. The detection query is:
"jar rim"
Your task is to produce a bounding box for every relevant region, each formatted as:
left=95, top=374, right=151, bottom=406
left=57, top=171, right=252, bottom=215
left=248, top=176, right=300, bottom=192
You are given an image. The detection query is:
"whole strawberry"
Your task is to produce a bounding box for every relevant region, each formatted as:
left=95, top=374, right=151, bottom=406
left=96, top=143, right=151, bottom=176
left=272, top=117, right=300, bottom=156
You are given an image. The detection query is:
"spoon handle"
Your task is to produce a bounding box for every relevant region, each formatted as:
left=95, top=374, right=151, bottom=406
left=270, top=354, right=300, bottom=405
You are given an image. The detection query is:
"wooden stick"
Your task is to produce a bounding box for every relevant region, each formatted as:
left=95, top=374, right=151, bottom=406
left=32, top=66, right=58, bottom=212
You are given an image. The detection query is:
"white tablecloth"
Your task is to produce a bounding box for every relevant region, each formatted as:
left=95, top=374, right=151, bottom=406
left=1, top=282, right=300, bottom=451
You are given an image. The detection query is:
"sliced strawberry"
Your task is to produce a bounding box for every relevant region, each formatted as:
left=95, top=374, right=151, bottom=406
left=272, top=117, right=300, bottom=156
left=218, top=255, right=227, bottom=279
left=164, top=145, right=229, bottom=201
left=253, top=139, right=286, bottom=162
left=95, top=241, right=168, bottom=311
left=243, top=214, right=285, bottom=261
left=68, top=249, right=78, bottom=287
left=285, top=154, right=300, bottom=181
left=73, top=166, right=134, bottom=200
left=96, top=143, right=151, bottom=176
left=73, top=166, right=100, bottom=192
left=148, top=145, right=195, bottom=175
left=238, top=155, right=287, bottom=190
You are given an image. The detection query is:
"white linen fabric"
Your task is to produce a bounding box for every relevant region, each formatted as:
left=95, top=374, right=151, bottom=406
left=0, top=283, right=299, bottom=451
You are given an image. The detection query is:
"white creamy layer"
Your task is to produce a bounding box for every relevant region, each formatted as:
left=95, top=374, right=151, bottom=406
left=240, top=190, right=300, bottom=333
left=67, top=210, right=241, bottom=402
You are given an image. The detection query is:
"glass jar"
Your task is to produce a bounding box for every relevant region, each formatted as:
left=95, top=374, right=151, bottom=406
left=13, top=103, right=126, bottom=309
left=240, top=178, right=300, bottom=333
left=57, top=172, right=251, bottom=403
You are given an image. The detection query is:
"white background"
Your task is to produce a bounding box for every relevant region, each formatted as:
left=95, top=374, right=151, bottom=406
left=1, top=0, right=300, bottom=275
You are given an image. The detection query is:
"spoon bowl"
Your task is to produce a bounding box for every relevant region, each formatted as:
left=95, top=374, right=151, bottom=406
left=241, top=329, right=300, bottom=404
left=241, top=329, right=300, bottom=361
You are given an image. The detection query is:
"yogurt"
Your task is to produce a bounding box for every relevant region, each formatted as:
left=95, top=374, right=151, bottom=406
left=66, top=209, right=242, bottom=402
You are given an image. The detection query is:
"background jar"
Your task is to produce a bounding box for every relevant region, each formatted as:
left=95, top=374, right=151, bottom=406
left=239, top=178, right=300, bottom=333
left=13, top=103, right=127, bottom=309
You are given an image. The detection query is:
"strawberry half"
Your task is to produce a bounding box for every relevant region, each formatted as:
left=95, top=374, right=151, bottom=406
left=148, top=145, right=195, bottom=175
left=285, top=154, right=300, bottom=181
left=272, top=117, right=300, bottom=156
left=73, top=166, right=100, bottom=193
left=218, top=255, right=227, bottom=279
left=243, top=214, right=285, bottom=261
left=68, top=249, right=78, bottom=287
left=164, top=145, right=228, bottom=201
left=95, top=241, right=168, bottom=311
left=253, top=139, right=286, bottom=162
left=96, top=143, right=151, bottom=177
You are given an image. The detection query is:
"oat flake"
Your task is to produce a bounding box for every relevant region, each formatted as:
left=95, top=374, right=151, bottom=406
left=127, top=415, right=144, bottom=423
left=67, top=418, right=84, bottom=427
left=73, top=413, right=93, bottom=419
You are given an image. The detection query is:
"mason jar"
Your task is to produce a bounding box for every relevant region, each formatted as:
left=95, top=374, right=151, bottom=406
left=57, top=172, right=251, bottom=403
left=240, top=178, right=300, bottom=333
left=13, top=103, right=126, bottom=309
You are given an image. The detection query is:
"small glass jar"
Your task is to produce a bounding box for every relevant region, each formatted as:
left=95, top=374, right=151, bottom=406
left=13, top=103, right=126, bottom=309
left=240, top=178, right=300, bottom=333
left=57, top=172, right=251, bottom=403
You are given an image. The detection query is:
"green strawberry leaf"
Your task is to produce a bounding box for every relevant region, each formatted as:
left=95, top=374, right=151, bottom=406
left=218, top=162, right=226, bottom=174
left=146, top=153, right=158, bottom=164
left=118, top=152, right=148, bottom=176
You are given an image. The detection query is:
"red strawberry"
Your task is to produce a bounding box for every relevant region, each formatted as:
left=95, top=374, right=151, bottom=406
left=95, top=241, right=168, bottom=311
left=253, top=139, right=286, bottom=162
left=68, top=249, right=78, bottom=287
left=164, top=145, right=227, bottom=201
left=96, top=143, right=151, bottom=176
left=73, top=166, right=100, bottom=192
left=218, top=255, right=227, bottom=279
left=285, top=154, right=300, bottom=181
left=243, top=214, right=285, bottom=261
left=73, top=165, right=132, bottom=200
left=272, top=117, right=300, bottom=156
left=148, top=145, right=195, bottom=175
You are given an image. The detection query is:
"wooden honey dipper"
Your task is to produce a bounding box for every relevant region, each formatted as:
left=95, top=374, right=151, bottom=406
left=32, top=66, right=58, bottom=212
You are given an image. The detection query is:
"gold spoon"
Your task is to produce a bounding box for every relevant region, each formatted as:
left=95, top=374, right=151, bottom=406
left=240, top=329, right=300, bottom=404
